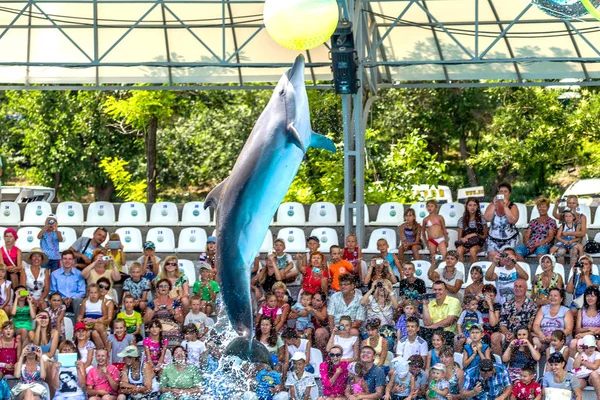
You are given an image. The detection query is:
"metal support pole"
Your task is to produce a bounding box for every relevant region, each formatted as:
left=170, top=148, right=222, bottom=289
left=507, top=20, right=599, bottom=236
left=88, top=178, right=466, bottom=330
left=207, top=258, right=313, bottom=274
left=353, top=0, right=365, bottom=248
left=342, top=94, right=354, bottom=241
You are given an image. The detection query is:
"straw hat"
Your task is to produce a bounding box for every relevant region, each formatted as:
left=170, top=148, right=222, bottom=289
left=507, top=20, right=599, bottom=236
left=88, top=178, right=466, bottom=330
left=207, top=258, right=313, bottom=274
left=26, top=248, right=48, bottom=265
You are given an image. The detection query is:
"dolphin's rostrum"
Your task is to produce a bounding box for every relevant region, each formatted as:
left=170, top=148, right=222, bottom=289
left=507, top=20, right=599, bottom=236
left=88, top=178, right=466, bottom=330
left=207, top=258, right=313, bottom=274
left=204, top=54, right=336, bottom=364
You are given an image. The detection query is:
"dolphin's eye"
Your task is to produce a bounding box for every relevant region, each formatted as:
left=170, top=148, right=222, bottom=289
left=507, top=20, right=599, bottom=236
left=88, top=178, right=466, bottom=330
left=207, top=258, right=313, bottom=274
left=279, top=89, right=285, bottom=96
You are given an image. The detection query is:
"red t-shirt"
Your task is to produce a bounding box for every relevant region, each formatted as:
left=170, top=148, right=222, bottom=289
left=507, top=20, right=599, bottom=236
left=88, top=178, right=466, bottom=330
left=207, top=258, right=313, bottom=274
left=302, top=266, right=329, bottom=294
left=511, top=380, right=541, bottom=400
left=329, top=260, right=354, bottom=291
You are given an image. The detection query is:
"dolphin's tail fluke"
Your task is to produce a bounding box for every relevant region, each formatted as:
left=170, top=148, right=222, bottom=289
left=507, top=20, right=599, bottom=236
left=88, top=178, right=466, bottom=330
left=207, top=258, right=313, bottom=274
left=225, top=336, right=273, bottom=367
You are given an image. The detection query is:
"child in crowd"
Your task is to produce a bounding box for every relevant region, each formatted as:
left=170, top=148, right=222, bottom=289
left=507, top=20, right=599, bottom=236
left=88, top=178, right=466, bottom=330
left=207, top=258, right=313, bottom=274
left=502, top=326, right=541, bottom=382
left=326, top=316, right=357, bottom=363
left=46, top=292, right=66, bottom=339
left=345, top=362, right=369, bottom=397
left=0, top=373, right=9, bottom=400
left=385, top=357, right=414, bottom=400
left=464, top=265, right=483, bottom=298
left=181, top=323, right=206, bottom=365
left=0, top=264, right=11, bottom=314
left=106, top=233, right=125, bottom=272
left=296, top=236, right=322, bottom=270
left=0, top=321, right=20, bottom=377
left=395, top=316, right=428, bottom=363
left=273, top=238, right=297, bottom=282
left=362, top=319, right=390, bottom=374
left=11, top=286, right=35, bottom=344
left=192, top=264, right=220, bottom=316
left=106, top=318, right=134, bottom=370
left=455, top=295, right=484, bottom=351
left=38, top=214, right=62, bottom=271
left=254, top=362, right=283, bottom=400
left=328, top=245, right=354, bottom=292
left=377, top=238, right=403, bottom=280
left=422, top=200, right=448, bottom=267
left=550, top=209, right=584, bottom=266
left=78, top=283, right=108, bottom=348
left=137, top=241, right=161, bottom=281
left=425, top=331, right=445, bottom=371
left=285, top=352, right=316, bottom=400
left=342, top=234, right=362, bottom=275
left=122, top=262, right=150, bottom=314
left=573, top=334, right=600, bottom=381
left=462, top=324, right=490, bottom=370
left=256, top=293, right=282, bottom=328
left=143, top=320, right=168, bottom=373
left=395, top=300, right=419, bottom=341
left=398, top=208, right=422, bottom=261
left=74, top=322, right=95, bottom=370
left=427, top=363, right=449, bottom=400
left=510, top=364, right=541, bottom=400
left=116, top=295, right=142, bottom=341
left=545, top=330, right=569, bottom=372
left=398, top=263, right=426, bottom=304
left=283, top=328, right=312, bottom=379
left=184, top=295, right=212, bottom=337
left=290, top=291, right=314, bottom=338
left=407, top=354, right=429, bottom=400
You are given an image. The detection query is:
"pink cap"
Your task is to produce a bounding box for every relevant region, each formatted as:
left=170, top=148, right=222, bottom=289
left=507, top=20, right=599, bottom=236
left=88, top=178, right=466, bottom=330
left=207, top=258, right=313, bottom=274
left=3, top=228, right=17, bottom=240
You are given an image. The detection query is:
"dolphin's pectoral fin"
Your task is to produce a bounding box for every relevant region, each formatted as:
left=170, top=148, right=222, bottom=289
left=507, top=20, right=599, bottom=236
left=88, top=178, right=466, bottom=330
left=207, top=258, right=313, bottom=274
left=204, top=178, right=228, bottom=209
left=288, top=124, right=306, bottom=152
left=310, top=131, right=337, bottom=153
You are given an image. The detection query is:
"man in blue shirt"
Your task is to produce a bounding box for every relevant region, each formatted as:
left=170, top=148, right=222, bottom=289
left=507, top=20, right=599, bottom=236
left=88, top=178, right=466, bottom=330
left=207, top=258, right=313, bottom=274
left=359, top=346, right=385, bottom=399
left=461, top=359, right=512, bottom=400
left=50, top=250, right=86, bottom=318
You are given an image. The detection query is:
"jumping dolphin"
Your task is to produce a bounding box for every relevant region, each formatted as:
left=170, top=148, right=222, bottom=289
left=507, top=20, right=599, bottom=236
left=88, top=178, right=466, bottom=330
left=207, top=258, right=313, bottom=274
left=204, top=54, right=336, bottom=363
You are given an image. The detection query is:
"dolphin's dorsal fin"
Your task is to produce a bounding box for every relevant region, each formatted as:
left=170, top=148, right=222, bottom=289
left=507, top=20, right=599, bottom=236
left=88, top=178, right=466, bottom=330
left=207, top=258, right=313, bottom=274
left=310, top=131, right=337, bottom=153
left=204, top=178, right=228, bottom=209
left=288, top=124, right=305, bottom=152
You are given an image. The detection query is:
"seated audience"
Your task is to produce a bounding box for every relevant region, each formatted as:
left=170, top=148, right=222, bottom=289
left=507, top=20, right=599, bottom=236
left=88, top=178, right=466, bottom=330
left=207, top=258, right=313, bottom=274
left=572, top=334, right=600, bottom=395
left=327, top=274, right=366, bottom=336
left=501, top=325, right=540, bottom=382
left=69, top=227, right=108, bottom=270
left=360, top=278, right=398, bottom=328
left=422, top=281, right=462, bottom=344
left=22, top=248, right=50, bottom=310
left=553, top=195, right=588, bottom=235
left=117, top=345, right=155, bottom=400
left=363, top=257, right=398, bottom=289
left=566, top=254, right=600, bottom=311
left=532, top=287, right=574, bottom=350
left=428, top=250, right=464, bottom=301
left=542, top=352, right=582, bottom=400
left=530, top=254, right=564, bottom=308
left=461, top=358, right=512, bottom=400
left=550, top=208, right=585, bottom=267
left=398, top=262, right=426, bottom=303
left=1, top=228, right=23, bottom=284
left=326, top=316, right=358, bottom=362
left=515, top=198, right=557, bottom=261
left=483, top=182, right=520, bottom=261
left=572, top=286, right=600, bottom=356
left=159, top=346, right=203, bottom=399
left=398, top=208, right=422, bottom=261
left=484, top=248, right=529, bottom=305
left=455, top=198, right=487, bottom=264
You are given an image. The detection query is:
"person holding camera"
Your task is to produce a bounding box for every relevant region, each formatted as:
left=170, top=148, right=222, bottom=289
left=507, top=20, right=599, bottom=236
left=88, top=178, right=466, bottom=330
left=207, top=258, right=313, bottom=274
left=363, top=256, right=398, bottom=290
left=10, top=344, right=48, bottom=400
left=37, top=214, right=62, bottom=272
left=360, top=279, right=398, bottom=328
left=484, top=182, right=520, bottom=262
left=81, top=249, right=121, bottom=287
left=69, top=227, right=108, bottom=270
left=461, top=358, right=512, bottom=400
left=485, top=248, right=529, bottom=305
left=566, top=255, right=600, bottom=312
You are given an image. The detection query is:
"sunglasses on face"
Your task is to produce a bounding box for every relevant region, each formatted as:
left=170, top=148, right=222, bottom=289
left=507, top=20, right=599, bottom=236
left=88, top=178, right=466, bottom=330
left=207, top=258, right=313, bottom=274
left=166, top=262, right=178, bottom=266
left=98, top=284, right=110, bottom=290
left=158, top=284, right=170, bottom=288
left=329, top=353, right=342, bottom=357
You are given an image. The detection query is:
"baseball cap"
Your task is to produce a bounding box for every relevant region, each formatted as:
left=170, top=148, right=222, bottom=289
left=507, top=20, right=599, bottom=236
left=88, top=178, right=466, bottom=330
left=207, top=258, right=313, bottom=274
left=199, top=262, right=212, bottom=271
left=307, top=236, right=320, bottom=243
left=117, top=345, right=140, bottom=358
left=479, top=359, right=494, bottom=372
left=290, top=351, right=306, bottom=361
left=143, top=241, right=155, bottom=250
left=431, top=363, right=446, bottom=373
left=391, top=357, right=409, bottom=378
left=207, top=236, right=217, bottom=243
left=468, top=323, right=483, bottom=332
left=583, top=334, right=597, bottom=348
left=74, top=322, right=87, bottom=332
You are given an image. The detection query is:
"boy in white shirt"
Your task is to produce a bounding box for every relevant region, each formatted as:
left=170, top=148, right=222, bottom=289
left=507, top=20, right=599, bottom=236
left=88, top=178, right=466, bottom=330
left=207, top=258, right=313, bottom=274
left=395, top=316, right=428, bottom=363
left=184, top=295, right=213, bottom=339
left=181, top=323, right=206, bottom=364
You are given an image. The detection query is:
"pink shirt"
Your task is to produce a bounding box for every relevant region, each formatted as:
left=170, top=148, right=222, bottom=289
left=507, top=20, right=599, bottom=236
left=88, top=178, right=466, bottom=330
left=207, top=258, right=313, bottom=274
left=86, top=365, right=120, bottom=395
left=320, top=361, right=349, bottom=396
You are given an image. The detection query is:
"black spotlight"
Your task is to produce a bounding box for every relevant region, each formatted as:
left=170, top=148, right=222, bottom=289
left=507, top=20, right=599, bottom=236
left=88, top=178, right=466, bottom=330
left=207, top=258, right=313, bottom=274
left=331, top=21, right=358, bottom=94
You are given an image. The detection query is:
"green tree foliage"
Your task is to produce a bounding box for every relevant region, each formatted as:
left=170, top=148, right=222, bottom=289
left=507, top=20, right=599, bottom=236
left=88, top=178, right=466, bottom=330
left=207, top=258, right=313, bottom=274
left=99, top=157, right=147, bottom=202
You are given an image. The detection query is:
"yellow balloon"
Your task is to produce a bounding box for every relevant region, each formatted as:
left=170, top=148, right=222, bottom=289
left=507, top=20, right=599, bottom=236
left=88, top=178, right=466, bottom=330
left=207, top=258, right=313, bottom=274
left=264, top=0, right=339, bottom=51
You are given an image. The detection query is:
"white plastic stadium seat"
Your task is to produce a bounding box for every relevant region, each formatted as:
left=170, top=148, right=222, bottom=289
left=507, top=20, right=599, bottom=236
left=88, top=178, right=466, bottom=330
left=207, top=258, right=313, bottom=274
left=149, top=202, right=179, bottom=226
left=276, top=228, right=306, bottom=253
left=309, top=347, right=323, bottom=378
left=439, top=203, right=464, bottom=228
left=410, top=202, right=428, bottom=225
left=260, top=229, right=274, bottom=253
left=447, top=230, right=459, bottom=251
left=0, top=227, right=5, bottom=248
left=493, top=354, right=502, bottom=365
left=465, top=261, right=494, bottom=286
left=55, top=202, right=84, bottom=226
left=146, top=228, right=176, bottom=253
left=117, top=202, right=147, bottom=226
left=576, top=205, right=592, bottom=226
left=81, top=227, right=110, bottom=246
left=181, top=202, right=211, bottom=226
left=307, top=202, right=338, bottom=226
left=412, top=260, right=433, bottom=288
left=363, top=228, right=397, bottom=254
left=0, top=202, right=21, bottom=226
left=22, top=201, right=52, bottom=225
left=529, top=203, right=557, bottom=223
left=178, top=259, right=197, bottom=287
left=85, top=202, right=116, bottom=226
left=340, top=204, right=370, bottom=225
left=58, top=227, right=78, bottom=252
left=534, top=262, right=566, bottom=283
left=275, top=202, right=306, bottom=226
left=515, top=203, right=528, bottom=229
left=372, top=202, right=404, bottom=226
left=309, top=228, right=339, bottom=252
left=64, top=317, right=74, bottom=341
left=114, top=228, right=143, bottom=252
left=453, top=352, right=463, bottom=369
left=176, top=227, right=207, bottom=253
left=16, top=227, right=41, bottom=252
left=590, top=208, right=600, bottom=229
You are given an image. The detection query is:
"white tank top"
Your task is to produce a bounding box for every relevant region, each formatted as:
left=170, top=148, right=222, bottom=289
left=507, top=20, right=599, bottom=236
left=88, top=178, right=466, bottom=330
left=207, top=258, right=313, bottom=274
left=24, top=265, right=45, bottom=301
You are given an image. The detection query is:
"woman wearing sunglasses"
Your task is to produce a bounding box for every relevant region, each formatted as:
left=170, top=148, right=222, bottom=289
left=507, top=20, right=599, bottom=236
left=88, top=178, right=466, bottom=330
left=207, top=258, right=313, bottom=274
left=154, top=256, right=190, bottom=315
left=144, top=279, right=184, bottom=345
left=96, top=277, right=116, bottom=324
left=318, top=344, right=348, bottom=400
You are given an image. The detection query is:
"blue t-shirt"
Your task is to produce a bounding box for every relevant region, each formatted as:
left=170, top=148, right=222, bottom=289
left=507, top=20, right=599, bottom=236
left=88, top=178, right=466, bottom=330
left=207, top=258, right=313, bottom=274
left=575, top=274, right=600, bottom=297
left=0, top=379, right=9, bottom=400
left=464, top=343, right=490, bottom=370
left=255, top=370, right=282, bottom=400
left=363, top=364, right=386, bottom=394
left=384, top=253, right=400, bottom=278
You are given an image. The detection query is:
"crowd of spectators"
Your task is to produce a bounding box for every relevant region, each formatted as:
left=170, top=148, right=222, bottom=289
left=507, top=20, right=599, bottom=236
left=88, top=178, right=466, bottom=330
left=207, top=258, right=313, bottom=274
left=0, top=186, right=598, bottom=399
